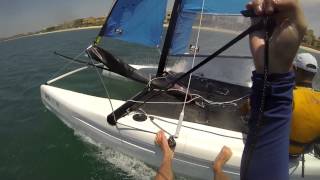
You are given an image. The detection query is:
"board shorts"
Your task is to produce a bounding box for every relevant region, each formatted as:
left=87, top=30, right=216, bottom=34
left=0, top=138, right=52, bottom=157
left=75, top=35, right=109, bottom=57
left=240, top=71, right=295, bottom=180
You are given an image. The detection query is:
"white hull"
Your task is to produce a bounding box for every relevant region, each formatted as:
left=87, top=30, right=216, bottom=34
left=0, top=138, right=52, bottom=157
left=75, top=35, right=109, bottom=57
left=41, top=85, right=319, bottom=179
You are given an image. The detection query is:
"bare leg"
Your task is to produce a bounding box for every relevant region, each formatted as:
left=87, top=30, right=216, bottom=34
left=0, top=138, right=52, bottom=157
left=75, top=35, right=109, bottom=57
left=213, top=146, right=233, bottom=180
left=155, top=131, right=174, bottom=180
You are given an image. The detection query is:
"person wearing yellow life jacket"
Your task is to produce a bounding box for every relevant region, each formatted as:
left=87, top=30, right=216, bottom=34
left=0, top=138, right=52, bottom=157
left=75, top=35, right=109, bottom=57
left=290, top=53, right=320, bottom=155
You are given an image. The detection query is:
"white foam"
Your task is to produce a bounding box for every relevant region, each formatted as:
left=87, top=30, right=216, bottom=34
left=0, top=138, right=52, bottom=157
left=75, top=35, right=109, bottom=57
left=99, top=148, right=156, bottom=179
left=74, top=130, right=157, bottom=179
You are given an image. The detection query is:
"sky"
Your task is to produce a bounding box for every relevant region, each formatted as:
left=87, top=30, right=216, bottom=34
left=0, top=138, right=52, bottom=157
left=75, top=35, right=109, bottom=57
left=0, top=0, right=319, bottom=38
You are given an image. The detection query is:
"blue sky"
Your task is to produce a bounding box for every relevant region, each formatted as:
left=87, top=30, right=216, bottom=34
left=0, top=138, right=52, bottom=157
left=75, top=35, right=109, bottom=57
left=0, top=0, right=319, bottom=38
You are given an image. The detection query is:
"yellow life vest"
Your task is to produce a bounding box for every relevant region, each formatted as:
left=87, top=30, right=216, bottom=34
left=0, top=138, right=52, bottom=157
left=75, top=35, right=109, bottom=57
left=289, top=86, right=320, bottom=155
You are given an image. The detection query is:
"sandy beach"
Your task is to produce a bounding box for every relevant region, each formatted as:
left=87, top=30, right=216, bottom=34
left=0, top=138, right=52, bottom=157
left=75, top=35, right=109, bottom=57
left=1, top=26, right=102, bottom=42
left=36, top=26, right=101, bottom=36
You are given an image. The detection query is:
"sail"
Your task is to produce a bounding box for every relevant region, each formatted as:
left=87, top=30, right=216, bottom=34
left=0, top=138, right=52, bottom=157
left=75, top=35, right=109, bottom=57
left=167, top=0, right=253, bottom=87
left=101, top=0, right=167, bottom=47
left=169, top=11, right=197, bottom=55
left=170, top=0, right=249, bottom=55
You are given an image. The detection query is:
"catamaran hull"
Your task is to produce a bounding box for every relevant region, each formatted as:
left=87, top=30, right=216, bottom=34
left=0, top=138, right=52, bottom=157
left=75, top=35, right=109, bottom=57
left=41, top=85, right=319, bottom=180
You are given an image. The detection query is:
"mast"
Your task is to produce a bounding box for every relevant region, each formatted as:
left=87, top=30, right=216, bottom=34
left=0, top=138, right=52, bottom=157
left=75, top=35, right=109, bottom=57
left=156, top=0, right=182, bottom=76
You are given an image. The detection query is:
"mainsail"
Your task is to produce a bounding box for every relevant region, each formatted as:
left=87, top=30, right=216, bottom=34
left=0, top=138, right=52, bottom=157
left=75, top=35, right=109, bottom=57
left=96, top=0, right=248, bottom=53
left=97, top=0, right=167, bottom=47
left=170, top=0, right=249, bottom=55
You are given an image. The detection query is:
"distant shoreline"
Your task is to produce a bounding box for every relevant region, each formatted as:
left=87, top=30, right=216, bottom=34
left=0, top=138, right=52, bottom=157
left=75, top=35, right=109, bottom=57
left=300, top=46, right=320, bottom=54
left=1, top=26, right=102, bottom=42
left=1, top=25, right=320, bottom=54
left=36, top=26, right=102, bottom=36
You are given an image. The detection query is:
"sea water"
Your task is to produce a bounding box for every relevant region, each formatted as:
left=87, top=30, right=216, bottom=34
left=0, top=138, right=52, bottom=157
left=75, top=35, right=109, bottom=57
left=0, top=29, right=319, bottom=180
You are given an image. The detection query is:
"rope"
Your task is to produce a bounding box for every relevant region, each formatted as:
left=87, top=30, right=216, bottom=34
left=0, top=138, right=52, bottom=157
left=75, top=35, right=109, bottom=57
left=167, top=88, right=246, bottom=106
left=147, top=76, right=168, bottom=88
left=175, top=0, right=206, bottom=138
left=143, top=70, right=246, bottom=106
left=126, top=93, right=246, bottom=106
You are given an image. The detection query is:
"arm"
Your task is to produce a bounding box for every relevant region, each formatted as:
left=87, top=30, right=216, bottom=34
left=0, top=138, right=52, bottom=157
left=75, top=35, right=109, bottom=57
left=240, top=1, right=307, bottom=180
left=247, top=0, right=307, bottom=73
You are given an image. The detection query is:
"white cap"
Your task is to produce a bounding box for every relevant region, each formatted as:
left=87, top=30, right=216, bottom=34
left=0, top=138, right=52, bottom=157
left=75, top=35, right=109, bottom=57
left=293, top=53, right=318, bottom=73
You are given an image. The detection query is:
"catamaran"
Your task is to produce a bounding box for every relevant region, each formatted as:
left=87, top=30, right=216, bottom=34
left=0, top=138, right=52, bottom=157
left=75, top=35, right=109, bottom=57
left=41, top=0, right=319, bottom=179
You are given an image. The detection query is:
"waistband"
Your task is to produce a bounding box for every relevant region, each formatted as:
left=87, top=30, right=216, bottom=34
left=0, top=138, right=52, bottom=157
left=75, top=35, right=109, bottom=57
left=252, top=71, right=295, bottom=83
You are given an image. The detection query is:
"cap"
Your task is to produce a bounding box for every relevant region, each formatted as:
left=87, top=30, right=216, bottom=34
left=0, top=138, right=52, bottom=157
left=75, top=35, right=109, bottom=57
left=293, top=53, right=318, bottom=73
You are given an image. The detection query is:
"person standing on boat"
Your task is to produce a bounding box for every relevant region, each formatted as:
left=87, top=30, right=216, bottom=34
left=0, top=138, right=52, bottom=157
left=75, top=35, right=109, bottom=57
left=290, top=53, right=320, bottom=155
left=240, top=0, right=307, bottom=180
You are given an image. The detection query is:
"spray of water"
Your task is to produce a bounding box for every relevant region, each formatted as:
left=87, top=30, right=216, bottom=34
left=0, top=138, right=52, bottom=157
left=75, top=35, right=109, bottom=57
left=73, top=130, right=191, bottom=180
left=74, top=131, right=156, bottom=179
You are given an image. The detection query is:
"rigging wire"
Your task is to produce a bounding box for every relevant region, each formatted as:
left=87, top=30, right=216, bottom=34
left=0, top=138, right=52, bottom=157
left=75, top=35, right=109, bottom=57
left=49, top=46, right=119, bottom=125
left=174, top=0, right=206, bottom=138
left=48, top=49, right=87, bottom=82
left=126, top=87, right=246, bottom=106
left=91, top=0, right=129, bottom=143
left=86, top=46, right=117, bottom=123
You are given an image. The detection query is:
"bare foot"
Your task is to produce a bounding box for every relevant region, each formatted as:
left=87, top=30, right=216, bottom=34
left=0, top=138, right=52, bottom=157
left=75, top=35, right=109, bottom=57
left=155, top=131, right=174, bottom=159
left=213, top=146, right=233, bottom=173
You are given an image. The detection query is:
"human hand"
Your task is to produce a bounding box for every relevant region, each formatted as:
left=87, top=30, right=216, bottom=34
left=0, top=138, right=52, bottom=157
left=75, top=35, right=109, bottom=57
left=247, top=0, right=307, bottom=74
